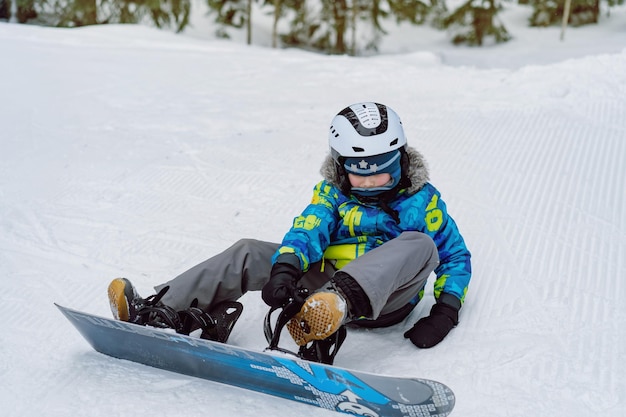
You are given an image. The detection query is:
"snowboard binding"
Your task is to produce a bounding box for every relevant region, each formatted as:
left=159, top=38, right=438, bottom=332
left=263, top=288, right=346, bottom=365
left=179, top=298, right=243, bottom=343
left=134, top=286, right=183, bottom=331
left=109, top=278, right=242, bottom=343
left=139, top=295, right=243, bottom=343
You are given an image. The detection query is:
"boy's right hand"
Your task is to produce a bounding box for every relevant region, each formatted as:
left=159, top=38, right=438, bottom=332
left=262, top=261, right=300, bottom=308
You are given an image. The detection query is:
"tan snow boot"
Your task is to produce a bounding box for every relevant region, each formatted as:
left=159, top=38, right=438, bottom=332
left=287, top=290, right=347, bottom=346
left=107, top=278, right=137, bottom=322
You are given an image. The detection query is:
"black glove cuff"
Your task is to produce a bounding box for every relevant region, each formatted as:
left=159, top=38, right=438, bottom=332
left=431, top=302, right=459, bottom=325
left=273, top=253, right=301, bottom=275
left=438, top=292, right=461, bottom=310
left=270, top=262, right=301, bottom=280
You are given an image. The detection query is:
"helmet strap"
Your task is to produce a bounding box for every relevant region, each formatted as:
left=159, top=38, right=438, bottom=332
left=335, top=159, right=352, bottom=196
left=398, top=148, right=412, bottom=190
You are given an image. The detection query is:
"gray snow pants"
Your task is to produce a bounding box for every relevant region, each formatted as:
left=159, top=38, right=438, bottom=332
left=157, top=231, right=439, bottom=322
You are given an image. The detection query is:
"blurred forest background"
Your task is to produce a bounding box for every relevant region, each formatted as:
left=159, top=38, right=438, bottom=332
left=0, top=0, right=623, bottom=51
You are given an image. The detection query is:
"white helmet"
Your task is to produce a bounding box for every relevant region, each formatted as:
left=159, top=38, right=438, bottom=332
left=328, top=103, right=411, bottom=199
left=329, top=102, right=407, bottom=161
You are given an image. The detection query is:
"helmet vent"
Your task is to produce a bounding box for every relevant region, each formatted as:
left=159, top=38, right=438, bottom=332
left=352, top=147, right=365, bottom=152
left=389, top=138, right=398, bottom=146
left=337, top=103, right=389, bottom=137
left=354, top=104, right=382, bottom=129
left=330, top=126, right=339, bottom=138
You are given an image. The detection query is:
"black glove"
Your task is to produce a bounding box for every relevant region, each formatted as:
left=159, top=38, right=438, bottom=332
left=261, top=257, right=301, bottom=308
left=404, top=302, right=459, bottom=348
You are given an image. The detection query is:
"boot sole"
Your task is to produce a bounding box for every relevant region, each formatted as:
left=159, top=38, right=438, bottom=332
left=287, top=292, right=347, bottom=346
left=108, top=278, right=132, bottom=321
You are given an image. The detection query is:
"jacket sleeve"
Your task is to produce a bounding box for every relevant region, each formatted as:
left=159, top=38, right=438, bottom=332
left=418, top=184, right=472, bottom=306
left=272, top=181, right=340, bottom=271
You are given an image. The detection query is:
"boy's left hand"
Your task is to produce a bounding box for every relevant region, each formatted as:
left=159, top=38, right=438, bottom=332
left=404, top=303, right=458, bottom=348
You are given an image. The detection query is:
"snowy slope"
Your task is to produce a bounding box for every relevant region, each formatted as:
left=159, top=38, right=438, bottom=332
left=1, top=6, right=625, bottom=417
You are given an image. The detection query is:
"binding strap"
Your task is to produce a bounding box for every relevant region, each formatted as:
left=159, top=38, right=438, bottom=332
left=178, top=299, right=243, bottom=343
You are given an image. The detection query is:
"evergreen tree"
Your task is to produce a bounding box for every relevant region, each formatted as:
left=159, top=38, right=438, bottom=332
left=0, top=0, right=11, bottom=20
left=16, top=0, right=190, bottom=31
left=278, top=0, right=333, bottom=53
left=279, top=0, right=394, bottom=55
left=15, top=0, right=39, bottom=23
left=387, top=0, right=434, bottom=24
left=353, top=0, right=389, bottom=53
left=207, top=0, right=248, bottom=31
left=529, top=0, right=619, bottom=26
left=207, top=0, right=269, bottom=42
left=52, top=0, right=98, bottom=26
left=442, top=0, right=510, bottom=46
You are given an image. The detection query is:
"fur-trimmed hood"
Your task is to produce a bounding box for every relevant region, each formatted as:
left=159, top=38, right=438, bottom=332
left=319, top=146, right=430, bottom=195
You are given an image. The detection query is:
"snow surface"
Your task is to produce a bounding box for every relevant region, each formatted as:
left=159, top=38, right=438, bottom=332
left=1, top=4, right=625, bottom=416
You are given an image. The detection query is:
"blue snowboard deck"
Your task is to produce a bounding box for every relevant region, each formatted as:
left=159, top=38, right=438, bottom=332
left=56, top=303, right=455, bottom=417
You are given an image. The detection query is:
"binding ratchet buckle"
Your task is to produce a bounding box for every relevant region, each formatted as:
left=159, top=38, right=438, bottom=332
left=263, top=288, right=346, bottom=365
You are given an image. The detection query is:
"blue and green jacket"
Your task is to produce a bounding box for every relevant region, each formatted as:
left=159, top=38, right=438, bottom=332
left=273, top=147, right=471, bottom=305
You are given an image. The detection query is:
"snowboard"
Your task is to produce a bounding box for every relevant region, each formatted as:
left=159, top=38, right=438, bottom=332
left=56, top=303, right=455, bottom=417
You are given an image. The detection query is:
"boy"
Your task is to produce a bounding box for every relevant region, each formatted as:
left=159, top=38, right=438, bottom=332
left=108, top=102, right=471, bottom=363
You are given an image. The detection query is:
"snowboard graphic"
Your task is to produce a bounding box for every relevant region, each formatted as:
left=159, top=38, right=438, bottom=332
left=56, top=304, right=455, bottom=417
